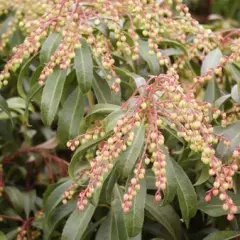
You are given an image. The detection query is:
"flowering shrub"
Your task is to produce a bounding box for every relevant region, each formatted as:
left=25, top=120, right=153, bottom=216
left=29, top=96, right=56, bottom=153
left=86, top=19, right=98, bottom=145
left=0, top=0, right=240, bottom=239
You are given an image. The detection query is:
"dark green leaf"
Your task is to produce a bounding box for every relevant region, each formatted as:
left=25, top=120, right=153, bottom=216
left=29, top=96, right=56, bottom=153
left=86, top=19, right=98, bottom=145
left=119, top=123, right=145, bottom=178
left=203, top=231, right=240, bottom=240
left=44, top=200, right=76, bottom=240
left=112, top=185, right=129, bottom=240
left=41, top=68, right=67, bottom=126
left=198, top=193, right=240, bottom=217
left=172, top=159, right=197, bottom=226
left=40, top=32, right=62, bottom=63
left=17, top=54, right=38, bottom=99
left=92, top=72, right=112, bottom=103
left=0, top=94, right=13, bottom=125
left=57, top=88, right=84, bottom=144
left=61, top=204, right=96, bottom=240
left=145, top=195, right=182, bottom=240
left=74, top=38, right=93, bottom=93
left=44, top=180, right=73, bottom=218
left=125, top=179, right=146, bottom=237
left=194, top=165, right=210, bottom=186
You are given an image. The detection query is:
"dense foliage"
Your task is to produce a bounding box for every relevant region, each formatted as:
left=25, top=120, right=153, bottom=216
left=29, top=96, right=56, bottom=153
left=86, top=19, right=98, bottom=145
left=0, top=0, right=240, bottom=239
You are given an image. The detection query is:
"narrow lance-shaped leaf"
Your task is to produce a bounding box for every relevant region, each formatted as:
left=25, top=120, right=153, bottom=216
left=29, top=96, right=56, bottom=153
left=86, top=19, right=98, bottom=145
left=0, top=94, right=13, bottom=125
left=145, top=195, right=182, bottom=240
left=119, top=123, right=145, bottom=178
left=92, top=72, right=112, bottom=103
left=203, top=231, right=240, bottom=240
left=201, top=48, right=223, bottom=74
left=43, top=200, right=76, bottom=240
left=57, top=88, right=84, bottom=145
left=41, top=68, right=67, bottom=126
left=17, top=54, right=38, bottom=99
left=204, top=79, right=221, bottom=105
left=40, top=32, right=62, bottom=63
left=124, top=178, right=146, bottom=237
left=74, top=38, right=93, bottom=93
left=61, top=204, right=96, bottom=240
left=172, top=158, right=197, bottom=227
left=112, top=185, right=129, bottom=240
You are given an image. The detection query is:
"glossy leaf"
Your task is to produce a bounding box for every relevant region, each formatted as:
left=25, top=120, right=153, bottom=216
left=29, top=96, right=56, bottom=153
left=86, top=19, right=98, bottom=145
left=172, top=159, right=197, bottom=226
left=74, top=38, right=93, bottom=93
left=40, top=32, right=62, bottom=63
left=61, top=204, right=96, bottom=240
left=112, top=185, right=129, bottom=240
left=231, top=84, right=240, bottom=103
left=125, top=179, right=146, bottom=237
left=44, top=200, right=76, bottom=240
left=145, top=195, right=182, bottom=240
left=119, top=123, right=145, bottom=178
left=57, top=88, right=84, bottom=144
left=198, top=193, right=240, bottom=217
left=41, top=68, right=67, bottom=126
left=139, top=40, right=160, bottom=74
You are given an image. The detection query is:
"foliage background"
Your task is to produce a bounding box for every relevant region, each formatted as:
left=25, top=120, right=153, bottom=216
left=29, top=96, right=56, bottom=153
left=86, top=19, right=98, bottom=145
left=0, top=0, right=240, bottom=240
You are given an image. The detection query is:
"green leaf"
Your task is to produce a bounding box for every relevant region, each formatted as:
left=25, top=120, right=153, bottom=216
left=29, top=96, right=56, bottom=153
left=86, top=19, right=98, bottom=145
left=57, top=88, right=84, bottom=144
left=68, top=132, right=112, bottom=178
left=172, top=159, right=197, bottom=226
left=204, top=79, right=221, bottom=104
left=103, top=109, right=125, bottom=133
left=226, top=63, right=240, bottom=93
left=162, top=153, right=177, bottom=205
left=61, top=204, right=96, bottom=240
left=231, top=84, right=240, bottom=103
left=112, top=185, right=129, bottom=240
left=41, top=68, right=67, bottom=126
left=124, top=179, right=146, bottom=237
left=145, top=195, right=182, bottom=240
left=215, top=94, right=231, bottom=107
left=92, top=72, right=112, bottom=103
left=201, top=48, right=223, bottom=74
left=161, top=39, right=188, bottom=56
left=119, top=123, right=145, bottom=178
left=198, top=193, right=240, bottom=217
left=0, top=94, right=13, bottom=125
left=40, top=32, right=62, bottom=63
left=23, top=190, right=36, bottom=218
left=139, top=40, right=160, bottom=74
left=95, top=213, right=115, bottom=240
left=44, top=200, right=76, bottom=240
left=17, top=54, right=38, bottom=99
left=74, top=38, right=93, bottom=93
left=44, top=180, right=73, bottom=218
left=87, top=104, right=120, bottom=120
left=4, top=186, right=24, bottom=214
left=194, top=165, right=210, bottom=186
left=203, top=231, right=240, bottom=240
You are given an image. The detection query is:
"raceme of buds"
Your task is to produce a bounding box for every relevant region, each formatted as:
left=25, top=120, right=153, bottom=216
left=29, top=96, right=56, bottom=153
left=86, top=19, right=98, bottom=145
left=67, top=73, right=239, bottom=220
left=0, top=0, right=225, bottom=91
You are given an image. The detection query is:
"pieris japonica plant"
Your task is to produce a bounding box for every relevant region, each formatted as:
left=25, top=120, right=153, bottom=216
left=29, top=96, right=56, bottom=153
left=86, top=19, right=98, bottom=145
left=0, top=0, right=240, bottom=239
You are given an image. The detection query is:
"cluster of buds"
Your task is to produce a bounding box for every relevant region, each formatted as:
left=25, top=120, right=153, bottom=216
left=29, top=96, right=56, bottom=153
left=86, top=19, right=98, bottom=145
left=205, top=149, right=240, bottom=221
left=0, top=0, right=224, bottom=90
left=62, top=182, right=78, bottom=205
left=0, top=0, right=54, bottom=52
left=68, top=73, right=239, bottom=220
left=66, top=125, right=105, bottom=151
left=122, top=162, right=145, bottom=212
